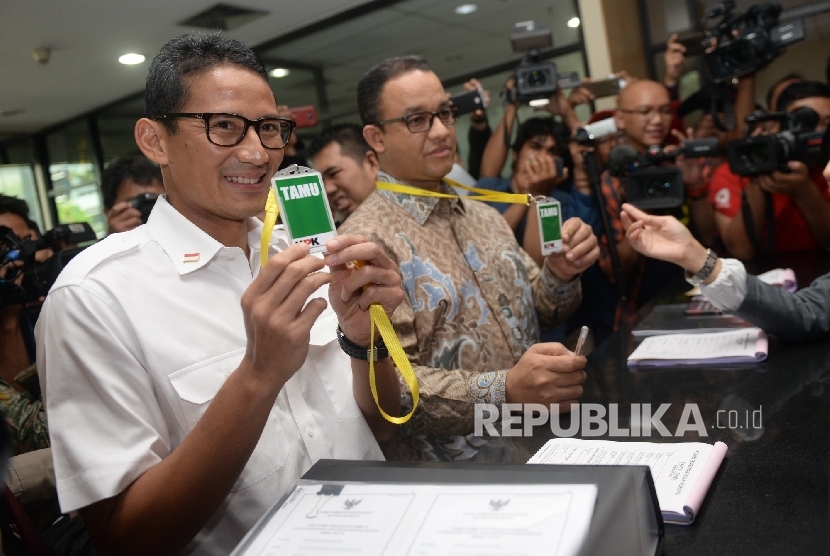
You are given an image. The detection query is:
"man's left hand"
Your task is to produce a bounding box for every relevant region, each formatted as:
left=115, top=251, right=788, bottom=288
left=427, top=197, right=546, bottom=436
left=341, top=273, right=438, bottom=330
left=545, top=217, right=599, bottom=281
left=323, top=235, right=404, bottom=345
left=756, top=161, right=812, bottom=198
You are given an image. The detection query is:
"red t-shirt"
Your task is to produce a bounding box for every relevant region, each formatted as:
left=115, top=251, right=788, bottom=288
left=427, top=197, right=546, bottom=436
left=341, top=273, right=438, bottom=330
left=709, top=162, right=830, bottom=252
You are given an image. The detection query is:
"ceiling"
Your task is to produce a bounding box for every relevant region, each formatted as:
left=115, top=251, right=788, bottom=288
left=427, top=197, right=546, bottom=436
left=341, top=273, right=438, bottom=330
left=2, top=0, right=829, bottom=139
left=0, top=0, right=373, bottom=134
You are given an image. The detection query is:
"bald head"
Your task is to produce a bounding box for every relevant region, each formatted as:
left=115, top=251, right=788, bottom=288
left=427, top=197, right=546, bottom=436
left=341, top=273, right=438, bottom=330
left=615, top=79, right=673, bottom=152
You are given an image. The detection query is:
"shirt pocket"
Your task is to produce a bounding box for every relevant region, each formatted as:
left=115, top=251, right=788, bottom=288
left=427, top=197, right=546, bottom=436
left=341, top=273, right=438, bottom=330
left=169, top=348, right=291, bottom=491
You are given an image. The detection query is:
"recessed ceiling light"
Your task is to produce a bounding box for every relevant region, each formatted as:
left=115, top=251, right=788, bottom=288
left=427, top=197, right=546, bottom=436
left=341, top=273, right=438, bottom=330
left=455, top=4, right=478, bottom=15
left=567, top=17, right=580, bottom=28
left=270, top=68, right=290, bottom=78
left=118, top=53, right=145, bottom=65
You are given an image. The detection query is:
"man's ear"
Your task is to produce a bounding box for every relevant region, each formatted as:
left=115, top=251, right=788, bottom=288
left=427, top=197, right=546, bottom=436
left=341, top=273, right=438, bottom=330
left=364, top=149, right=380, bottom=174
left=135, top=118, right=170, bottom=165
left=363, top=125, right=386, bottom=155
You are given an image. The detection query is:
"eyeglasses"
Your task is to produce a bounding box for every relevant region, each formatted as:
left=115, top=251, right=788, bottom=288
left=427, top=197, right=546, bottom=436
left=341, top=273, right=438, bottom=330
left=153, top=113, right=296, bottom=149
left=375, top=105, right=460, bottom=133
left=618, top=106, right=674, bottom=120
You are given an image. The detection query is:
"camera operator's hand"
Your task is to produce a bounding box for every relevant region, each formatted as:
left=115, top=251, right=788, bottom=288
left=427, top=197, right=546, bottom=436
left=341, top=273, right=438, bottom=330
left=322, top=235, right=404, bottom=346
left=463, top=78, right=490, bottom=128
left=567, top=142, right=592, bottom=195
left=513, top=153, right=567, bottom=197
left=568, top=79, right=595, bottom=107
left=754, top=161, right=813, bottom=199
left=503, top=76, right=521, bottom=107
left=506, top=342, right=586, bottom=407
left=545, top=217, right=599, bottom=282
left=670, top=128, right=707, bottom=191
left=106, top=201, right=143, bottom=234
left=664, top=34, right=686, bottom=88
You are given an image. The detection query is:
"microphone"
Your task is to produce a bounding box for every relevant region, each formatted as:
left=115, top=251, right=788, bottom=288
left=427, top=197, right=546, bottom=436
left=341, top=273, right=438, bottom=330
left=574, top=117, right=617, bottom=144
left=608, top=144, right=641, bottom=177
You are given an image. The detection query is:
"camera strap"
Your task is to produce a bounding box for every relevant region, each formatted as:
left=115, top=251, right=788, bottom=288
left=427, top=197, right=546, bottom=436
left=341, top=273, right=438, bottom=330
left=261, top=188, right=420, bottom=425
left=740, top=188, right=775, bottom=253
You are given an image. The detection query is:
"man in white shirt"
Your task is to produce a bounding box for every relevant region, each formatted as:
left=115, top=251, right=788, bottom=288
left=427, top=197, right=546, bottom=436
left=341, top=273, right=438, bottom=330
left=36, top=33, right=403, bottom=555
left=621, top=202, right=830, bottom=342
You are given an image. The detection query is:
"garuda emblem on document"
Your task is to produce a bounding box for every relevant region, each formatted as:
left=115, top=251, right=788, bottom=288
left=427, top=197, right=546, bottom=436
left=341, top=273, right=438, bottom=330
left=344, top=499, right=362, bottom=510
left=490, top=499, right=510, bottom=511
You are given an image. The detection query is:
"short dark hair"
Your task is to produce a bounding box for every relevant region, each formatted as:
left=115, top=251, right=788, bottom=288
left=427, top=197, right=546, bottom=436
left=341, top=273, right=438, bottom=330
left=357, top=56, right=431, bottom=126
left=512, top=117, right=573, bottom=171
left=145, top=33, right=269, bottom=132
left=0, top=194, right=31, bottom=221
left=307, top=124, right=373, bottom=164
left=101, top=157, right=163, bottom=210
left=766, top=72, right=804, bottom=111
left=777, top=80, right=830, bottom=113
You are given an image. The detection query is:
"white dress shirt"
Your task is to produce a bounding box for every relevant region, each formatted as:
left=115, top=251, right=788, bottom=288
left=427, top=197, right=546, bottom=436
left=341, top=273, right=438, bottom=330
left=700, top=257, right=748, bottom=311
left=36, top=196, right=383, bottom=555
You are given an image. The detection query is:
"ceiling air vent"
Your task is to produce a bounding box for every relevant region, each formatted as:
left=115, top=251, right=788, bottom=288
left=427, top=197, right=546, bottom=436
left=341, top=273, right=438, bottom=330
left=179, top=4, right=269, bottom=31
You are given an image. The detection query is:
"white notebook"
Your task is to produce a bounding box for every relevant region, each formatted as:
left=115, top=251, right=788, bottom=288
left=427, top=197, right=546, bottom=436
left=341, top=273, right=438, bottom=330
left=528, top=438, right=727, bottom=524
left=627, top=327, right=768, bottom=367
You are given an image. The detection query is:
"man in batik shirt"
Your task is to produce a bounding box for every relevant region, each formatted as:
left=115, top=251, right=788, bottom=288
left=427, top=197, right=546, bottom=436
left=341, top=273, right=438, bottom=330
left=340, top=56, right=600, bottom=460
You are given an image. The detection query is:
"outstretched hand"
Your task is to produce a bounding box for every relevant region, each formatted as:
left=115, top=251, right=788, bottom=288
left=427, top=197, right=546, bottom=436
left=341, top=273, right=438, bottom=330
left=621, top=203, right=702, bottom=269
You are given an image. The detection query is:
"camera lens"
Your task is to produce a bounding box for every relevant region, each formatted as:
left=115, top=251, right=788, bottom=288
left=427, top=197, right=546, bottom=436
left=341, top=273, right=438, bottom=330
left=645, top=179, right=671, bottom=197
left=744, top=143, right=771, bottom=167
left=527, top=70, right=548, bottom=87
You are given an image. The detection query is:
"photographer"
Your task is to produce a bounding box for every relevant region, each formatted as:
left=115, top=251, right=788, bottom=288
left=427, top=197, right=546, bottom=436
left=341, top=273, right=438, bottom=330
left=712, top=81, right=830, bottom=259
left=0, top=195, right=50, bottom=455
left=102, top=156, right=165, bottom=234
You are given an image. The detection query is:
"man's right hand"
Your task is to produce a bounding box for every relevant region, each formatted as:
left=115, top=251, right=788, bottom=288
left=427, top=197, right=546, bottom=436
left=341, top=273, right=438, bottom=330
left=239, top=243, right=332, bottom=389
left=106, top=201, right=144, bottom=234
left=505, top=343, right=586, bottom=407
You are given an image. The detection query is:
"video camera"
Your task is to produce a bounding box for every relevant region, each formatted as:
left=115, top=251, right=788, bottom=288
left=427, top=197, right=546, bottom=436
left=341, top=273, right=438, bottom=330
left=702, top=1, right=804, bottom=84
left=0, top=222, right=95, bottom=307
left=573, top=117, right=617, bottom=146
left=609, top=138, right=719, bottom=210
left=505, top=21, right=580, bottom=105
left=727, top=107, right=830, bottom=176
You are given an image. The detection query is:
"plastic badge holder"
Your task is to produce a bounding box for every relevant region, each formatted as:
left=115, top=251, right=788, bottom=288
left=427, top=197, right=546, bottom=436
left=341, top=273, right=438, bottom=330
left=536, top=198, right=563, bottom=255
left=271, top=165, right=337, bottom=254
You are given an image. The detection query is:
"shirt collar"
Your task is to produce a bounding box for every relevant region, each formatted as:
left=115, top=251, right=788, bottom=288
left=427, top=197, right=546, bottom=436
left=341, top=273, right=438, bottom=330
left=147, top=195, right=288, bottom=276
left=376, top=170, right=465, bottom=225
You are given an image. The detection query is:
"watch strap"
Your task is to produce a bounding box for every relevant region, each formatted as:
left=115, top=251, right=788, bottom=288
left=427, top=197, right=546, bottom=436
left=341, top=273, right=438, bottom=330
left=685, top=248, right=718, bottom=286
left=336, top=325, right=389, bottom=362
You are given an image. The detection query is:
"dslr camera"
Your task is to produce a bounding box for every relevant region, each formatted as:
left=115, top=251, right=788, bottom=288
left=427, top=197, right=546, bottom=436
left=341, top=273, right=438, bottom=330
left=727, top=107, right=830, bottom=176
left=506, top=21, right=580, bottom=104
left=0, top=222, right=95, bottom=308
left=609, top=139, right=719, bottom=210
left=130, top=193, right=159, bottom=224
left=703, top=1, right=804, bottom=84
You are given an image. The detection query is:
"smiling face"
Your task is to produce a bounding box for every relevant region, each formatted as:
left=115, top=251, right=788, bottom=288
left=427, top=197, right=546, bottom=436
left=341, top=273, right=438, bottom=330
left=312, top=142, right=378, bottom=216
left=143, top=64, right=282, bottom=236
left=366, top=70, right=455, bottom=189
left=615, top=80, right=672, bottom=153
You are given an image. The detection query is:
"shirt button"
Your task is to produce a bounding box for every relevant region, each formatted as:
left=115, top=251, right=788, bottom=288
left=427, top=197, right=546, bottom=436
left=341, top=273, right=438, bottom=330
left=306, top=427, right=315, bottom=437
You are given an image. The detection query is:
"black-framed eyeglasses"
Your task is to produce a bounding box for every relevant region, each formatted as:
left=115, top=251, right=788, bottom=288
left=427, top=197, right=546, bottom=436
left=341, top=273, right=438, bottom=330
left=153, top=112, right=296, bottom=149
left=374, top=105, right=460, bottom=133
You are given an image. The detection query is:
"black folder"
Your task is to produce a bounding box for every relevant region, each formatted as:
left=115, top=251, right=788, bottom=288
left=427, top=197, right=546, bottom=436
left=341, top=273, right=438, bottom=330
left=236, top=459, right=663, bottom=556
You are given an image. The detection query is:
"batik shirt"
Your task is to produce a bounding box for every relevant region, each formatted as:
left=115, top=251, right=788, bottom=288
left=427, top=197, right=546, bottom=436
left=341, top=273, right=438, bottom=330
left=339, top=171, right=581, bottom=460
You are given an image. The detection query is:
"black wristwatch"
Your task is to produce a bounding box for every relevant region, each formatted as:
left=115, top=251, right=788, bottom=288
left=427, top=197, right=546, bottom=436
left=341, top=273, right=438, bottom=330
left=336, top=326, right=389, bottom=362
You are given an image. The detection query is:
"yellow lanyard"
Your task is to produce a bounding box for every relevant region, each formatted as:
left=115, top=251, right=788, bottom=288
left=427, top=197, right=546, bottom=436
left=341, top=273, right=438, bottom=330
left=376, top=178, right=533, bottom=205
left=260, top=188, right=418, bottom=425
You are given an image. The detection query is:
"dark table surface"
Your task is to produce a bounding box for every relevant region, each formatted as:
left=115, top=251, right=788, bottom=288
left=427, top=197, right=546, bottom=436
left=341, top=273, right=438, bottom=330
left=470, top=251, right=830, bottom=555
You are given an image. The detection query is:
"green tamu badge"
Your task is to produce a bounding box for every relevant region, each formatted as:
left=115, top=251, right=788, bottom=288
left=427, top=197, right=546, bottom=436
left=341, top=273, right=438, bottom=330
left=536, top=199, right=563, bottom=255
left=271, top=165, right=337, bottom=254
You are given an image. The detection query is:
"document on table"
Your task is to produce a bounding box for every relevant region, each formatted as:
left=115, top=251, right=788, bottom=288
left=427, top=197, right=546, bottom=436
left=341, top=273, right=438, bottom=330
left=233, top=482, right=598, bottom=556
left=627, top=327, right=768, bottom=367
left=528, top=438, right=727, bottom=524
